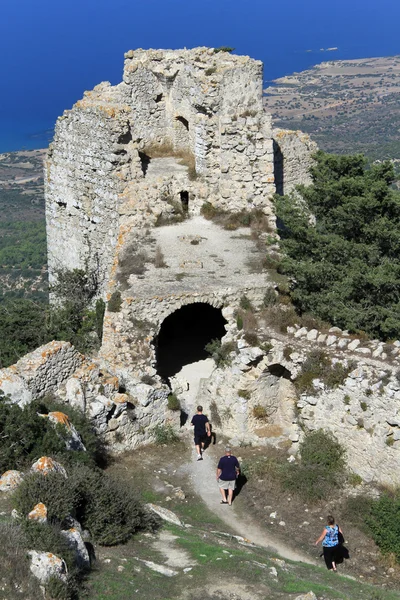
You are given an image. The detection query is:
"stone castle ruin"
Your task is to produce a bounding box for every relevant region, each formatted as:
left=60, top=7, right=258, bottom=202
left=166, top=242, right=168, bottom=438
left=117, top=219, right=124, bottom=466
left=3, top=48, right=400, bottom=486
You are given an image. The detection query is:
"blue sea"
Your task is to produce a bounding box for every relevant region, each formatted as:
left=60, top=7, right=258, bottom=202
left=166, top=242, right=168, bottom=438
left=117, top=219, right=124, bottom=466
left=1, top=0, right=399, bottom=154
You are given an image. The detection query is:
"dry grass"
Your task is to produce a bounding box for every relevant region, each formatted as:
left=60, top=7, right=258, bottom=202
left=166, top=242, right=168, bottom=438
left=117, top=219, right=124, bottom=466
left=0, top=522, right=43, bottom=599
left=154, top=245, right=167, bottom=268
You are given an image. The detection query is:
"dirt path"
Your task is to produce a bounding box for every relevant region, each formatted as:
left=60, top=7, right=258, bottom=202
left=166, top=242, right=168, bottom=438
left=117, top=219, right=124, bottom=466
left=183, top=444, right=316, bottom=565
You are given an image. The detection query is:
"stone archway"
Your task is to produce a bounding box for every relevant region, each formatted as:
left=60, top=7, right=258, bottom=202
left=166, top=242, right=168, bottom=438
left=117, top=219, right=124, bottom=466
left=154, top=303, right=227, bottom=380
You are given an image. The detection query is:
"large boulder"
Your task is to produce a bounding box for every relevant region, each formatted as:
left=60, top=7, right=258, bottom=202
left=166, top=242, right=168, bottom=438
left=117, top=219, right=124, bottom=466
left=0, top=469, right=24, bottom=492
left=61, top=527, right=90, bottom=569
left=28, top=550, right=68, bottom=584
left=31, top=457, right=67, bottom=478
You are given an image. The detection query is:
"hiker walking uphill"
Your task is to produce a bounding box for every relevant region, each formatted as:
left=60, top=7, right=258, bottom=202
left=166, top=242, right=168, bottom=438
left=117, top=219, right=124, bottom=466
left=190, top=405, right=211, bottom=461
left=216, top=446, right=240, bottom=505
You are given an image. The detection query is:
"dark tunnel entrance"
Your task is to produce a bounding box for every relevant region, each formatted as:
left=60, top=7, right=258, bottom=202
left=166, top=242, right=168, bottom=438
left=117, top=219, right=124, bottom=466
left=154, top=303, right=227, bottom=381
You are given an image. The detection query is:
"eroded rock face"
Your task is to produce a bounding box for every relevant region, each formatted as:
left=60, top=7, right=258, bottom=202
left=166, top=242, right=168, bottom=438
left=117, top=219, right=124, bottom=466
left=28, top=551, right=67, bottom=584
left=0, top=470, right=24, bottom=492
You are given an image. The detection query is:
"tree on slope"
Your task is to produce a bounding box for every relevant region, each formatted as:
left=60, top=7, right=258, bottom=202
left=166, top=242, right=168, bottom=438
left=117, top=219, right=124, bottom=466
left=274, top=151, right=400, bottom=340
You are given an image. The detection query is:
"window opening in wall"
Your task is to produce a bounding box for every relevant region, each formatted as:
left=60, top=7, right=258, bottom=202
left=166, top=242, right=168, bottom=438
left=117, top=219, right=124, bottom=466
left=154, top=303, right=227, bottom=381
left=139, top=151, right=151, bottom=177
left=180, top=191, right=189, bottom=212
left=176, top=116, right=189, bottom=131
left=273, top=140, right=284, bottom=196
left=155, top=94, right=163, bottom=103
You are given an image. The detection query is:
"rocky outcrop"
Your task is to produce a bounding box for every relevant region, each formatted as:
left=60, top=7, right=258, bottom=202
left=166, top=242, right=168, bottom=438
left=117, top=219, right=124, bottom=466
left=0, top=341, right=83, bottom=406
left=31, top=457, right=67, bottom=478
left=28, top=551, right=68, bottom=584
left=0, top=470, right=24, bottom=492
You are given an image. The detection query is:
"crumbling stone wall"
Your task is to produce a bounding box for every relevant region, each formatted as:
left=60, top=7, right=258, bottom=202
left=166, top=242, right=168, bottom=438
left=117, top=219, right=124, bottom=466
left=45, top=48, right=315, bottom=300
left=273, top=129, right=317, bottom=195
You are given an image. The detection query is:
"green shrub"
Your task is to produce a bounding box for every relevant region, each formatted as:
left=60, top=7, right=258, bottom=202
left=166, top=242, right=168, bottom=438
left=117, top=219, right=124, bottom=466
left=205, top=339, right=237, bottom=367
left=205, top=67, right=217, bottom=76
left=153, top=424, right=180, bottom=445
left=240, top=295, right=253, bottom=311
left=263, top=288, right=277, bottom=306
left=253, top=405, right=267, bottom=420
left=282, top=430, right=346, bottom=501
left=213, top=46, right=235, bottom=53
left=236, top=314, right=243, bottom=330
left=344, top=394, right=351, bottom=405
left=0, top=397, right=105, bottom=473
left=365, top=490, right=400, bottom=560
left=238, top=389, right=251, bottom=400
left=360, top=401, right=368, bottom=412
left=15, top=464, right=158, bottom=548
left=13, top=472, right=74, bottom=523
left=275, top=151, right=400, bottom=341
left=107, top=290, right=122, bottom=312
left=167, top=393, right=180, bottom=411
left=295, top=350, right=353, bottom=394
left=0, top=522, right=43, bottom=599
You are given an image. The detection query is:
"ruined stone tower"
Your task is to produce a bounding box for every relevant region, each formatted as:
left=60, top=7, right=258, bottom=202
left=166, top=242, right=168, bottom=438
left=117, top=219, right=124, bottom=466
left=43, top=48, right=316, bottom=447
left=45, top=47, right=315, bottom=301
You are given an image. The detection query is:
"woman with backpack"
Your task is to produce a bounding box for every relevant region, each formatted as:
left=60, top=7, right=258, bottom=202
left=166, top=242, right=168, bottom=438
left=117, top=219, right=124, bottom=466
left=315, top=515, right=344, bottom=572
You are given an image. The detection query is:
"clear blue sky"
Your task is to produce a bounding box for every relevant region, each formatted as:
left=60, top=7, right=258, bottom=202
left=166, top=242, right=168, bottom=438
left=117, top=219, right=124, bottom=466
left=0, top=0, right=399, bottom=150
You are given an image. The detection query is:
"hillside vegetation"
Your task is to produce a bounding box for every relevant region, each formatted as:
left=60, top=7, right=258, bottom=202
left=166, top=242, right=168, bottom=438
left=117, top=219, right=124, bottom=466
left=274, top=151, right=400, bottom=340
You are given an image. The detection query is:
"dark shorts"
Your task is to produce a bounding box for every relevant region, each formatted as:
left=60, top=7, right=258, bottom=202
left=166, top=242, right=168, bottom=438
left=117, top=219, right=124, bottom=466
left=194, top=434, right=207, bottom=446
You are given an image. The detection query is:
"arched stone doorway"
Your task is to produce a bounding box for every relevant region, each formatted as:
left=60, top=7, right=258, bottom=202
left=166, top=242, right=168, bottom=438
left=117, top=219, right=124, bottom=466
left=154, top=303, right=227, bottom=381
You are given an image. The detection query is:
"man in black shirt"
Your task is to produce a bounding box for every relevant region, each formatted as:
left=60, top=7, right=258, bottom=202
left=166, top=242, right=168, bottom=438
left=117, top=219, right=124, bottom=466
left=190, top=405, right=211, bottom=461
left=216, top=446, right=240, bottom=505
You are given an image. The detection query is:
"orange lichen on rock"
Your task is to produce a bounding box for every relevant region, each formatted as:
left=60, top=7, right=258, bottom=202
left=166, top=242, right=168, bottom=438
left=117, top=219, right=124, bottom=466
left=48, top=411, right=72, bottom=430
left=28, top=502, right=47, bottom=522
left=0, top=469, right=24, bottom=492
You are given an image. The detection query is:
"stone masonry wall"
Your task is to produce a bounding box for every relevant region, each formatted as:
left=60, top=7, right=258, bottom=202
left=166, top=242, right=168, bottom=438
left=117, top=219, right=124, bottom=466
left=46, top=48, right=316, bottom=300
left=273, top=129, right=317, bottom=195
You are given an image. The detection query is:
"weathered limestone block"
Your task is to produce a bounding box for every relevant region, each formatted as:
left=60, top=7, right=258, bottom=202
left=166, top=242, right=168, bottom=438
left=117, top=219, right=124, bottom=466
left=28, top=551, right=68, bottom=584
left=61, top=528, right=90, bottom=569
left=31, top=457, right=67, bottom=478
left=0, top=470, right=24, bottom=492
left=0, top=342, right=84, bottom=406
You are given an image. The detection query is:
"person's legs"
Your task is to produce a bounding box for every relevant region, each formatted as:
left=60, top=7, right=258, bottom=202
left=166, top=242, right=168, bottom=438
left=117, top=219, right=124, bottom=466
left=323, top=547, right=334, bottom=570
left=331, top=545, right=339, bottom=571
left=194, top=436, right=202, bottom=460
left=219, top=487, right=227, bottom=503
left=227, top=487, right=234, bottom=505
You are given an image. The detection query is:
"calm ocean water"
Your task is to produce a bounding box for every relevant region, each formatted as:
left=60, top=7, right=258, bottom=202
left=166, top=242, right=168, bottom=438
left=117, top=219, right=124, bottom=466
left=1, top=31, right=399, bottom=154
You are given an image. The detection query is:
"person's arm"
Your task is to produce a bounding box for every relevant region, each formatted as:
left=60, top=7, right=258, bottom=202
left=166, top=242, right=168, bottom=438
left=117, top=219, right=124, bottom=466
left=315, top=528, right=326, bottom=545
left=216, top=467, right=222, bottom=480
left=206, top=419, right=211, bottom=436
left=235, top=458, right=240, bottom=476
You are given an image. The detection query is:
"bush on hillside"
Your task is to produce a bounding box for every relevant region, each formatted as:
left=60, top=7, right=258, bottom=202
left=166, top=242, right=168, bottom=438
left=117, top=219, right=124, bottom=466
left=205, top=339, right=237, bottom=367
left=294, top=349, right=355, bottom=394
left=364, top=491, right=400, bottom=561
left=0, top=522, right=43, bottom=600
left=275, top=151, right=400, bottom=340
left=0, top=397, right=105, bottom=473
left=282, top=429, right=346, bottom=501
left=13, top=464, right=159, bottom=547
